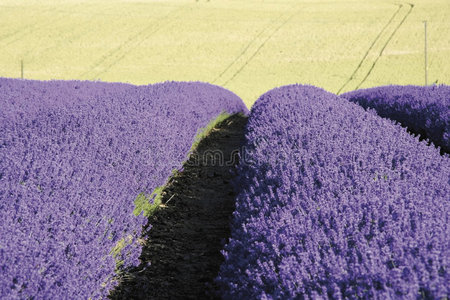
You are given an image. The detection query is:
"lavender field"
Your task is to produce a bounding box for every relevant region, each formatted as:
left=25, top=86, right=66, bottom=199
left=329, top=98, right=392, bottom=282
left=216, top=85, right=449, bottom=299
left=342, top=85, right=450, bottom=154
left=0, top=78, right=448, bottom=299
left=0, top=78, right=247, bottom=298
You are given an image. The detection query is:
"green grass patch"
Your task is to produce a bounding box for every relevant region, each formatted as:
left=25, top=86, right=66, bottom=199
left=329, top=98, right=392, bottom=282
left=133, top=187, right=163, bottom=218
left=111, top=112, right=238, bottom=278
left=132, top=112, right=237, bottom=221
left=189, top=111, right=231, bottom=154
left=110, top=234, right=134, bottom=269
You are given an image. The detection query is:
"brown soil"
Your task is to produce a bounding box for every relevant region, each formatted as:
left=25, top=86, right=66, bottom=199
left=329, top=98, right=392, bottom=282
left=109, top=114, right=247, bottom=300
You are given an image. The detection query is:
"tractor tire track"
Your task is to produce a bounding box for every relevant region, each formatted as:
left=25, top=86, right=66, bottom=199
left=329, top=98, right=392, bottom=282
left=356, top=3, right=414, bottom=89
left=0, top=16, right=71, bottom=50
left=22, top=5, right=118, bottom=63
left=355, top=3, right=414, bottom=90
left=336, top=2, right=414, bottom=94
left=23, top=20, right=96, bottom=62
left=336, top=4, right=402, bottom=95
left=0, top=5, right=81, bottom=49
left=0, top=6, right=56, bottom=42
left=215, top=6, right=300, bottom=87
left=212, top=12, right=284, bottom=85
left=79, top=5, right=189, bottom=80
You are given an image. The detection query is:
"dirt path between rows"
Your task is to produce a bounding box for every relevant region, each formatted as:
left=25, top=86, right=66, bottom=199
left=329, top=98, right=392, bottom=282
left=109, top=114, right=248, bottom=299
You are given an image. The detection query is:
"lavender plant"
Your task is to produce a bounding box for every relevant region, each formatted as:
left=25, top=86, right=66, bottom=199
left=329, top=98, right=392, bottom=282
left=0, top=78, right=247, bottom=299
left=216, top=85, right=449, bottom=299
left=341, top=85, right=450, bottom=154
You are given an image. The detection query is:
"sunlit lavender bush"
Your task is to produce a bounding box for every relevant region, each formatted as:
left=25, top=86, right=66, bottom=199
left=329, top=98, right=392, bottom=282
left=341, top=84, right=450, bottom=154
left=216, top=85, right=449, bottom=299
left=0, top=78, right=247, bottom=299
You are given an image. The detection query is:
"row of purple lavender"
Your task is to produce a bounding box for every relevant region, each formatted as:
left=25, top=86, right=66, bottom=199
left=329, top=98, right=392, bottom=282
left=216, top=85, right=449, bottom=299
left=0, top=78, right=247, bottom=299
left=342, top=85, right=449, bottom=154
left=1, top=78, right=448, bottom=299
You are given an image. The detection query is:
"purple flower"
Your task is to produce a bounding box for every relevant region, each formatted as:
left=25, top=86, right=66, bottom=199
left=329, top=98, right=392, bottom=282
left=341, top=85, right=450, bottom=154
left=216, top=84, right=449, bottom=299
left=0, top=78, right=247, bottom=298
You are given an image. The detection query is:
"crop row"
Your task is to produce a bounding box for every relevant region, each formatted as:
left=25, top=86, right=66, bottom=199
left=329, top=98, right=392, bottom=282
left=215, top=85, right=449, bottom=299
left=0, top=78, right=247, bottom=299
left=341, top=85, right=449, bottom=154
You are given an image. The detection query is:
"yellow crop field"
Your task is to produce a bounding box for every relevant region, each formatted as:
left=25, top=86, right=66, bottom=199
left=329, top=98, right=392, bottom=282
left=0, top=0, right=448, bottom=107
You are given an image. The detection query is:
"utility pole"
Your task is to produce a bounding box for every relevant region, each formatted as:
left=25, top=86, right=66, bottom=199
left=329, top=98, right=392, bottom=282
left=423, top=21, right=428, bottom=86
left=21, top=60, right=23, bottom=79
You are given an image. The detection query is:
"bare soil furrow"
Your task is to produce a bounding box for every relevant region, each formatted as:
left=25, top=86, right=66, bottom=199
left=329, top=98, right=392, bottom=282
left=109, top=114, right=247, bottom=300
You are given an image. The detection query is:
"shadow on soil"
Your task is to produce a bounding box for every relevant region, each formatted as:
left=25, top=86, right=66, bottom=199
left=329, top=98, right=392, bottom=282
left=109, top=114, right=248, bottom=300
